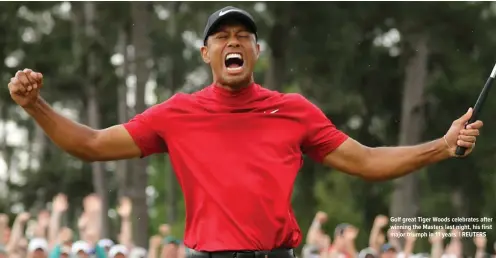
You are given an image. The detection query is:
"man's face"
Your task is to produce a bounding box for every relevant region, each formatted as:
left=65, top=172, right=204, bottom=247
left=76, top=251, right=89, bottom=258
left=201, top=21, right=260, bottom=88
left=31, top=249, right=47, bottom=258
left=380, top=250, right=397, bottom=258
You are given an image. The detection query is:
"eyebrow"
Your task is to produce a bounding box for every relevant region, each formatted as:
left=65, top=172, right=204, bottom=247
left=215, top=27, right=250, bottom=34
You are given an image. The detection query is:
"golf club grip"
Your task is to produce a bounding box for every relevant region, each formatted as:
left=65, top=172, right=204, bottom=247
left=455, top=76, right=494, bottom=156
left=455, top=145, right=468, bottom=156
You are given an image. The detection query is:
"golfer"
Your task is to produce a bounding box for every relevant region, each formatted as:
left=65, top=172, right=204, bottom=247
left=8, top=6, right=483, bottom=258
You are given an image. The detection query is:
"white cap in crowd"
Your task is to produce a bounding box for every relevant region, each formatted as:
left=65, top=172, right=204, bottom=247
left=129, top=247, right=147, bottom=258
left=109, top=244, right=129, bottom=258
left=28, top=238, right=48, bottom=253
left=71, top=240, right=91, bottom=255
left=358, top=247, right=377, bottom=258
left=98, top=238, right=115, bottom=249
left=60, top=245, right=71, bottom=255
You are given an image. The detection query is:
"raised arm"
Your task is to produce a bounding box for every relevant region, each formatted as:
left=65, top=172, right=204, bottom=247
left=48, top=194, right=68, bottom=248
left=0, top=214, right=8, bottom=246
left=306, top=211, right=327, bottom=245
left=429, top=230, right=444, bottom=258
left=117, top=197, right=133, bottom=248
left=148, top=235, right=162, bottom=258
left=6, top=212, right=30, bottom=254
left=368, top=215, right=388, bottom=252
left=33, top=210, right=50, bottom=238
left=474, top=235, right=487, bottom=258
left=298, top=92, right=482, bottom=180
left=26, top=101, right=139, bottom=162
left=322, top=108, right=482, bottom=181
left=8, top=69, right=167, bottom=162
left=82, top=194, right=102, bottom=246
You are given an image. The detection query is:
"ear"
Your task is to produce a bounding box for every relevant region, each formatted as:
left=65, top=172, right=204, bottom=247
left=200, top=46, right=210, bottom=64
left=255, top=43, right=261, bottom=60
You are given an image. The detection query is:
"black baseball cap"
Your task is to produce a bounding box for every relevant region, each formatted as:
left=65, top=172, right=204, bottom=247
left=203, top=6, right=258, bottom=45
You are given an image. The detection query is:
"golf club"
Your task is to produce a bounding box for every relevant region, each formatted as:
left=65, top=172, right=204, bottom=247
left=455, top=62, right=496, bottom=156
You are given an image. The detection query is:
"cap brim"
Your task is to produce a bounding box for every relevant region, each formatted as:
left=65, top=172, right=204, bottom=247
left=204, top=11, right=257, bottom=44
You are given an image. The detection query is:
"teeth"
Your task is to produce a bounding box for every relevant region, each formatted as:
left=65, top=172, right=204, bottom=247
left=226, top=53, right=242, bottom=61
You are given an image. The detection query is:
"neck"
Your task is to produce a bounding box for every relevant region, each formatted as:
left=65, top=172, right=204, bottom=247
left=213, top=76, right=254, bottom=91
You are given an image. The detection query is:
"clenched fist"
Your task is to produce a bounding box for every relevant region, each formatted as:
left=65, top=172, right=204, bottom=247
left=117, top=197, right=132, bottom=218
left=8, top=69, right=43, bottom=108
left=373, top=215, right=389, bottom=228
left=444, top=108, right=483, bottom=157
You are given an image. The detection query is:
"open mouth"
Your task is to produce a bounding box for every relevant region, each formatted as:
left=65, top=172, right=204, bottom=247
left=224, top=53, right=244, bottom=72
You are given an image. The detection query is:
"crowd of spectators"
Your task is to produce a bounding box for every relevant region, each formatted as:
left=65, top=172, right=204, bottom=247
left=0, top=193, right=185, bottom=258
left=0, top=195, right=494, bottom=258
left=301, top=212, right=495, bottom=258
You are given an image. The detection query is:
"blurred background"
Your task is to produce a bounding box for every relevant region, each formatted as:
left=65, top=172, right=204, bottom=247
left=0, top=1, right=495, bottom=258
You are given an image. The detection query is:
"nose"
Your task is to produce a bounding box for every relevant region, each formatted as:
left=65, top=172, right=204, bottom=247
left=227, top=35, right=240, bottom=48
left=227, top=41, right=240, bottom=48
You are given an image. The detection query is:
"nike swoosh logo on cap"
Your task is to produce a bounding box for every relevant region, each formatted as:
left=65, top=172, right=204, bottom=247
left=219, top=9, right=236, bottom=16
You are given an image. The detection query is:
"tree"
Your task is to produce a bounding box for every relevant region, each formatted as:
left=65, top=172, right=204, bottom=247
left=130, top=1, right=153, bottom=247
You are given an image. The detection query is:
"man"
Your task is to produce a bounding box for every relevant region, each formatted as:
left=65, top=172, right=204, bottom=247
left=71, top=240, right=92, bottom=258
left=327, top=223, right=358, bottom=258
left=129, top=247, right=147, bottom=258
left=161, top=236, right=181, bottom=258
left=48, top=228, right=73, bottom=258
left=7, top=5, right=482, bottom=258
left=302, top=212, right=329, bottom=258
left=379, top=244, right=397, bottom=258
left=358, top=248, right=377, bottom=258
left=27, top=238, right=48, bottom=258
left=368, top=215, right=387, bottom=254
left=108, top=244, right=128, bottom=258
left=98, top=238, right=115, bottom=254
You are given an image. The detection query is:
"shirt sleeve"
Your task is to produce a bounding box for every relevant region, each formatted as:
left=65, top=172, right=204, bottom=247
left=300, top=96, right=349, bottom=163
left=123, top=103, right=168, bottom=158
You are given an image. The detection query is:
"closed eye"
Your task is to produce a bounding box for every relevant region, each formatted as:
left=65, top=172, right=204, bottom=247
left=237, top=32, right=251, bottom=38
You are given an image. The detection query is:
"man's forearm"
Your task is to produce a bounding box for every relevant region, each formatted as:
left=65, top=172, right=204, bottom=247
left=0, top=224, right=6, bottom=245
left=6, top=220, right=24, bottom=252
left=430, top=242, right=443, bottom=258
left=85, top=211, right=101, bottom=244
left=306, top=219, right=321, bottom=244
left=48, top=212, right=62, bottom=247
left=24, top=97, right=98, bottom=161
left=118, top=218, right=132, bottom=247
left=363, top=138, right=450, bottom=181
left=368, top=226, right=381, bottom=250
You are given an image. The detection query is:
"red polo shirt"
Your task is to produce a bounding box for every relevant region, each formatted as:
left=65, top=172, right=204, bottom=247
left=123, top=83, right=348, bottom=251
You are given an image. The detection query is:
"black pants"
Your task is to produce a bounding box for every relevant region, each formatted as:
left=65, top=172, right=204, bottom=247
left=187, top=249, right=295, bottom=258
